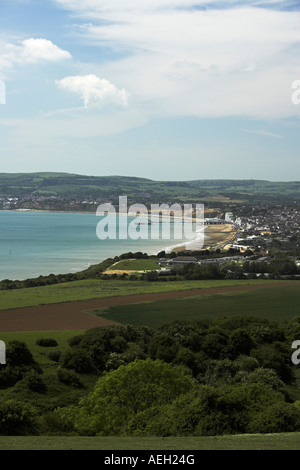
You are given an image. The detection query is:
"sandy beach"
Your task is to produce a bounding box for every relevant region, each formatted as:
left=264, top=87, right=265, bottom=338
left=171, top=223, right=237, bottom=252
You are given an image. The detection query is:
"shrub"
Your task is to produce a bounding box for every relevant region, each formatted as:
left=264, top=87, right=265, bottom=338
left=36, top=338, right=58, bottom=347
left=57, top=367, right=83, bottom=388
left=0, top=400, right=38, bottom=435
left=61, top=349, right=95, bottom=373
left=68, top=334, right=84, bottom=347
left=24, top=371, right=47, bottom=393
left=6, top=341, right=35, bottom=367
left=0, top=365, right=23, bottom=387
left=247, top=402, right=300, bottom=433
left=128, top=382, right=289, bottom=437
left=235, top=367, right=285, bottom=392
left=228, top=328, right=254, bottom=359
left=39, top=409, right=75, bottom=435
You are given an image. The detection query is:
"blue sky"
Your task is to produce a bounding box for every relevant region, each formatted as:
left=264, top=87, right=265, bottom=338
left=0, top=0, right=299, bottom=181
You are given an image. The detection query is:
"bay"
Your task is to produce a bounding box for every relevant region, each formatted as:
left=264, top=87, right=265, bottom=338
left=0, top=210, right=203, bottom=281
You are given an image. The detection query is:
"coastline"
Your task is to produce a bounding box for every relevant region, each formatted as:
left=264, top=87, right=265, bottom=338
left=0, top=210, right=237, bottom=281
left=170, top=223, right=237, bottom=252
left=8, top=208, right=238, bottom=251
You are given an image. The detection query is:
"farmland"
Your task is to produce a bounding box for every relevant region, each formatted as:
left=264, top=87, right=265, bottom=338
left=0, top=280, right=297, bottom=331
left=92, top=284, right=300, bottom=328
left=0, top=278, right=267, bottom=311
left=1, top=279, right=300, bottom=449
left=105, top=258, right=161, bottom=273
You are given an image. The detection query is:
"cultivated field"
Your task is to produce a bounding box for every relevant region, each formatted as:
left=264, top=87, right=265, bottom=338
left=0, top=280, right=298, bottom=331
left=104, top=258, right=161, bottom=274
left=0, top=278, right=266, bottom=310
left=94, top=283, right=300, bottom=328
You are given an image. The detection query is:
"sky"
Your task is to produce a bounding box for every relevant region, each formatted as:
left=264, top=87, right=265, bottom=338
left=0, top=0, right=299, bottom=182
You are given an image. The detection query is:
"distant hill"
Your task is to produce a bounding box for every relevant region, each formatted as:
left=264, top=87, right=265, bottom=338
left=0, top=172, right=299, bottom=204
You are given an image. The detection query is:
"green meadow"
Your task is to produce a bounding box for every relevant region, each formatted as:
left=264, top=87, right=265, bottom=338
left=0, top=433, right=300, bottom=450
left=0, top=330, right=83, bottom=365
left=0, top=278, right=268, bottom=310
left=107, top=258, right=161, bottom=271
left=92, top=284, right=300, bottom=328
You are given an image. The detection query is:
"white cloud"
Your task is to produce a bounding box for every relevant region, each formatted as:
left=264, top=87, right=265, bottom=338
left=18, top=38, right=71, bottom=63
left=240, top=129, right=283, bottom=138
left=53, top=1, right=300, bottom=120
left=0, top=37, right=71, bottom=70
left=55, top=74, right=129, bottom=108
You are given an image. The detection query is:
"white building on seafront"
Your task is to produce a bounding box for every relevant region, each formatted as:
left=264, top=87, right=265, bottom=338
left=225, top=212, right=234, bottom=223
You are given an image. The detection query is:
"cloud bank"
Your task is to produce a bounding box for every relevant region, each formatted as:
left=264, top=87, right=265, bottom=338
left=53, top=0, right=300, bottom=120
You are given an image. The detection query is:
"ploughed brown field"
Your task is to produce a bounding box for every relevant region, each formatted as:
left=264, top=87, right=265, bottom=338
left=0, top=282, right=296, bottom=332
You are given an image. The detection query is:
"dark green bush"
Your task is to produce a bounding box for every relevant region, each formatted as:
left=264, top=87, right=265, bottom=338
left=68, top=334, right=84, bottom=347
left=6, top=340, right=35, bottom=367
left=23, top=371, right=47, bottom=393
left=247, top=402, right=300, bottom=433
left=61, top=349, right=95, bottom=373
left=0, top=400, right=38, bottom=435
left=0, top=365, right=23, bottom=387
left=39, top=410, right=75, bottom=435
left=36, top=338, right=58, bottom=347
left=57, top=367, right=83, bottom=388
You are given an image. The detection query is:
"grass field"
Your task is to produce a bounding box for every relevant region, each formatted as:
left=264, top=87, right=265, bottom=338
left=1, top=283, right=299, bottom=348
left=106, top=258, right=161, bottom=272
left=0, top=433, right=300, bottom=450
left=0, top=278, right=268, bottom=311
left=0, top=330, right=83, bottom=365
left=93, top=284, right=300, bottom=328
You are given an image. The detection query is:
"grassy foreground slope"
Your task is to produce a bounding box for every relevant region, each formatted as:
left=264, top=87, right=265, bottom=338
left=0, top=433, right=300, bottom=450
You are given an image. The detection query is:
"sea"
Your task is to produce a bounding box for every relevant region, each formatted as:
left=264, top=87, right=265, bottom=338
left=0, top=210, right=205, bottom=281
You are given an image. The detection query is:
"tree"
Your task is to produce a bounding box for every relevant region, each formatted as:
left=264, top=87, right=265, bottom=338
left=61, top=348, right=95, bottom=373
left=70, top=359, right=194, bottom=435
left=127, top=382, right=289, bottom=437
left=6, top=340, right=35, bottom=367
left=251, top=342, right=293, bottom=383
left=0, top=400, right=38, bottom=435
left=228, top=329, right=254, bottom=359
left=235, top=367, right=285, bottom=392
left=148, top=333, right=180, bottom=362
left=247, top=402, right=300, bottom=433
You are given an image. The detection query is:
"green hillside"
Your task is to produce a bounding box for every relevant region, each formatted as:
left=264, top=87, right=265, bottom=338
left=0, top=172, right=299, bottom=204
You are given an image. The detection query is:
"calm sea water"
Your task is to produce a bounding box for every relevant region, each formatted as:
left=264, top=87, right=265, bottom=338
left=0, top=210, right=201, bottom=281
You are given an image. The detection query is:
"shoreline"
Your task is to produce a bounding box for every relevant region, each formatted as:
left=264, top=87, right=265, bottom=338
left=0, top=211, right=237, bottom=281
